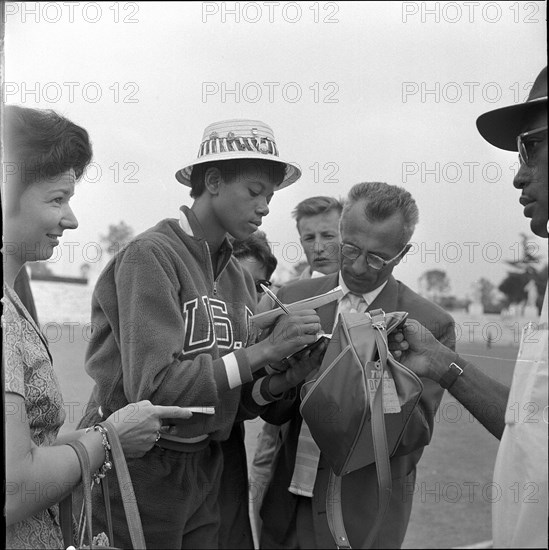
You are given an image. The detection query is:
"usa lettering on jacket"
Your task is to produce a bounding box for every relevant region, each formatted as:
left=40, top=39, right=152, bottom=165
left=182, top=296, right=253, bottom=353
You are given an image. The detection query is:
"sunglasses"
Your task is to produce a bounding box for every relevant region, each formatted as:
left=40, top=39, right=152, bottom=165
left=255, top=279, right=272, bottom=294
left=340, top=242, right=410, bottom=271
left=517, top=126, right=547, bottom=166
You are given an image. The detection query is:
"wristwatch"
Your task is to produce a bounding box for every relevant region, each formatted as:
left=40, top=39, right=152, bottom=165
left=439, top=357, right=466, bottom=390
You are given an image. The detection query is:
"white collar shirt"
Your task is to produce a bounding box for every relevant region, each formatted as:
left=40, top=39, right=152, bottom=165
left=335, top=273, right=388, bottom=320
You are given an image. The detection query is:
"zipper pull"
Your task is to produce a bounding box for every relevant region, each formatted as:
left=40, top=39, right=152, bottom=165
left=213, top=281, right=218, bottom=295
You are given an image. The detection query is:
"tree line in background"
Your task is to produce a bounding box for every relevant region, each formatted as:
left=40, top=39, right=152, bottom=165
left=419, top=234, right=547, bottom=315
left=30, top=224, right=546, bottom=317
left=29, top=221, right=135, bottom=281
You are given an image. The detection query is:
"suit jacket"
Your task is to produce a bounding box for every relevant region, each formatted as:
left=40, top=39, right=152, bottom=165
left=259, top=273, right=455, bottom=549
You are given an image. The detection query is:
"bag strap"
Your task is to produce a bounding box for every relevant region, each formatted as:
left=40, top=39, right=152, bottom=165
left=325, top=318, right=393, bottom=549
left=326, top=473, right=351, bottom=549
left=59, top=450, right=114, bottom=548
left=63, top=426, right=146, bottom=549
left=102, top=421, right=147, bottom=549
left=101, top=471, right=115, bottom=545
left=59, top=493, right=74, bottom=548
left=66, top=439, right=96, bottom=548
left=361, top=326, right=393, bottom=548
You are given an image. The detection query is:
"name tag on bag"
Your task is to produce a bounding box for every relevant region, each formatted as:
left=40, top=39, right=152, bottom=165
left=366, top=360, right=401, bottom=414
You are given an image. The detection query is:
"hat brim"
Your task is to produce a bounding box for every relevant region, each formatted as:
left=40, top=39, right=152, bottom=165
left=175, top=152, right=302, bottom=190
left=476, top=96, right=547, bottom=151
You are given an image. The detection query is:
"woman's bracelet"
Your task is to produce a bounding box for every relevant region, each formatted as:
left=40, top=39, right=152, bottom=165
left=85, top=423, right=112, bottom=484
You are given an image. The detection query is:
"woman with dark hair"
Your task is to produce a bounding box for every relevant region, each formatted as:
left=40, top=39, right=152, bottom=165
left=232, top=230, right=278, bottom=298
left=3, top=105, right=194, bottom=550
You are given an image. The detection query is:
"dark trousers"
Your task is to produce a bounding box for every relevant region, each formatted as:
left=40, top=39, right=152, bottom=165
left=88, top=441, right=223, bottom=549
left=260, top=495, right=317, bottom=549
left=218, top=422, right=254, bottom=549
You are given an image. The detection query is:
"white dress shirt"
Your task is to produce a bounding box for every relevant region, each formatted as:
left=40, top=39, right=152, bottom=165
left=335, top=272, right=388, bottom=321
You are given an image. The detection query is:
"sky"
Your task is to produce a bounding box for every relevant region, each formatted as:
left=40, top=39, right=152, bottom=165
left=3, top=1, right=548, bottom=298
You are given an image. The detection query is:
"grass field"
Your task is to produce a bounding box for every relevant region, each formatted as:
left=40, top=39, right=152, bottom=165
left=49, top=326, right=517, bottom=549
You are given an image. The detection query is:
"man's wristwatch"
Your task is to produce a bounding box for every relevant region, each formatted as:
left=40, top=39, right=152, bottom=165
left=439, top=357, right=466, bottom=390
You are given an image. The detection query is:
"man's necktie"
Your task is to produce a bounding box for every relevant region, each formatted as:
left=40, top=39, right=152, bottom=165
left=341, top=292, right=368, bottom=314
left=288, top=417, right=321, bottom=497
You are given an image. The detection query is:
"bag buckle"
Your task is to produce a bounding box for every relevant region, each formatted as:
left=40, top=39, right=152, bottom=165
left=368, top=308, right=386, bottom=329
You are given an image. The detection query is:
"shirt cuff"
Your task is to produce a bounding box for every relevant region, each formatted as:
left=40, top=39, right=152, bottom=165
left=251, top=375, right=287, bottom=405
left=214, top=348, right=253, bottom=392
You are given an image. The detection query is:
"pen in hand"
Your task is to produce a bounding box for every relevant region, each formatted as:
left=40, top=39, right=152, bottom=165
left=260, top=283, right=291, bottom=315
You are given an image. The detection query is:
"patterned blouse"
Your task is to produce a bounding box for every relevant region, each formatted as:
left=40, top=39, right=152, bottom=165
left=4, top=285, right=67, bottom=549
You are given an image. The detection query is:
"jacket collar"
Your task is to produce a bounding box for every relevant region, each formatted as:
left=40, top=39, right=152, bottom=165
left=315, top=273, right=340, bottom=331
left=179, top=205, right=218, bottom=241
left=367, top=275, right=399, bottom=312
left=179, top=205, right=234, bottom=276
left=179, top=205, right=196, bottom=237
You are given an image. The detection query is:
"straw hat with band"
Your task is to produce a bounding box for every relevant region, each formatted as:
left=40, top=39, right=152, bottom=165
left=176, top=119, right=301, bottom=190
left=476, top=66, right=547, bottom=151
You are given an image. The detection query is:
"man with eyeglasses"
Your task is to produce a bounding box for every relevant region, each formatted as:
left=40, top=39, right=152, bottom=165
left=390, top=66, right=547, bottom=548
left=259, top=181, right=455, bottom=549
left=248, top=196, right=344, bottom=544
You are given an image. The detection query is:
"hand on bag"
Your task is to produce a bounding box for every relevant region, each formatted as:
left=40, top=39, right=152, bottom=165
left=267, top=336, right=329, bottom=395
left=283, top=336, right=329, bottom=387
left=106, top=400, right=194, bottom=458
left=388, top=319, right=451, bottom=380
left=264, top=309, right=321, bottom=363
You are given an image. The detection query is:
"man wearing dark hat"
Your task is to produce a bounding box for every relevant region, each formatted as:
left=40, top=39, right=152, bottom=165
left=390, top=66, right=547, bottom=547
left=78, top=119, right=324, bottom=549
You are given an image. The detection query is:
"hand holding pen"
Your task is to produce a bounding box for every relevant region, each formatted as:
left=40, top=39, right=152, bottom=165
left=260, top=283, right=291, bottom=314
left=259, top=284, right=328, bottom=392
left=258, top=285, right=321, bottom=364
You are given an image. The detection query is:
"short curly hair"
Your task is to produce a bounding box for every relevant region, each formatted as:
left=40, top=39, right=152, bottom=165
left=3, top=105, right=93, bottom=186
left=231, top=230, right=278, bottom=279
